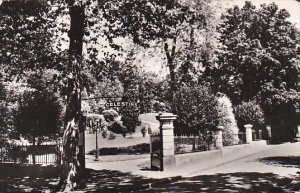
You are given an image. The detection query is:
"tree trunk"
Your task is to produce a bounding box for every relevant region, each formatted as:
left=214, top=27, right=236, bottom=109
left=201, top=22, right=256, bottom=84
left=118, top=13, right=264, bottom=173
left=59, top=4, right=85, bottom=191
left=164, top=37, right=177, bottom=112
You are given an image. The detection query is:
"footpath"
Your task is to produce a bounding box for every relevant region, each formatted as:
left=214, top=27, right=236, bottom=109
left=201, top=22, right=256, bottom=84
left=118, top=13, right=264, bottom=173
left=72, top=140, right=290, bottom=192
left=86, top=140, right=273, bottom=179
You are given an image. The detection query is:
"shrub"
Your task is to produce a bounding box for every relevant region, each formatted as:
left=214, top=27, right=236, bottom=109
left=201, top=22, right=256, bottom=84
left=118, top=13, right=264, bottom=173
left=101, top=130, right=108, bottom=139
left=120, top=105, right=139, bottom=134
left=86, top=114, right=106, bottom=133
left=107, top=121, right=127, bottom=137
left=141, top=127, right=147, bottom=137
left=108, top=132, right=116, bottom=140
left=173, top=85, right=219, bottom=136
left=102, top=109, right=119, bottom=122
left=234, top=100, right=264, bottom=132
left=217, top=94, right=239, bottom=145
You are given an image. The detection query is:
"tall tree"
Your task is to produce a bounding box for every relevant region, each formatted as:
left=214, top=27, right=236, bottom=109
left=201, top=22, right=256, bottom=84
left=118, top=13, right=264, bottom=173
left=14, top=88, right=63, bottom=164
left=211, top=1, right=300, bottom=103
left=212, top=1, right=300, bottom=141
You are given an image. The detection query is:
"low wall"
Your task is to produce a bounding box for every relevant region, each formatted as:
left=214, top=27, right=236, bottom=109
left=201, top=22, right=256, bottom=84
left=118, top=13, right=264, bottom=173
left=174, top=141, right=267, bottom=169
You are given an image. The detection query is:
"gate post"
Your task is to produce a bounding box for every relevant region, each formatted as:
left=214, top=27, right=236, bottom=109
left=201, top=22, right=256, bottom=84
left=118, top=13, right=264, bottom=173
left=244, top=124, right=253, bottom=144
left=215, top=126, right=223, bottom=149
left=156, top=113, right=177, bottom=171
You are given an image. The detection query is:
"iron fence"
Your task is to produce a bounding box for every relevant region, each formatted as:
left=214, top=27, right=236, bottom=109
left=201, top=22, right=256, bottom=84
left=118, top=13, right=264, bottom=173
left=174, top=134, right=216, bottom=154
left=238, top=132, right=247, bottom=144
left=0, top=143, right=61, bottom=165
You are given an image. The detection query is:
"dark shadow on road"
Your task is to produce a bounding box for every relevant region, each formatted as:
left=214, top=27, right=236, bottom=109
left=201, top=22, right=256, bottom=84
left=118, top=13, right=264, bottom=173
left=259, top=156, right=300, bottom=168
left=140, top=172, right=300, bottom=193
left=0, top=163, right=60, bottom=192
left=0, top=176, right=59, bottom=193
left=77, top=168, right=161, bottom=193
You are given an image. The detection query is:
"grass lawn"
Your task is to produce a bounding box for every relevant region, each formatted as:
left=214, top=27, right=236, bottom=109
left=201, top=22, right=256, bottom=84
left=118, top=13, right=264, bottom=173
left=85, top=113, right=161, bottom=159
left=85, top=113, right=159, bottom=154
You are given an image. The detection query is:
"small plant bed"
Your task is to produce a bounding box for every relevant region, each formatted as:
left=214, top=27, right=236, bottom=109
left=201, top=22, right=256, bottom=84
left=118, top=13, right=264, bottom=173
left=87, top=143, right=150, bottom=156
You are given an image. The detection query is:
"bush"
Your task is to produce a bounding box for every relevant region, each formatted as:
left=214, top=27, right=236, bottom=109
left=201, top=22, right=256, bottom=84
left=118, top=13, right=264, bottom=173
left=234, top=100, right=264, bottom=132
left=102, top=109, right=119, bottom=122
left=217, top=94, right=239, bottom=146
left=108, top=132, right=116, bottom=140
left=141, top=127, right=147, bottom=137
left=107, top=121, right=127, bottom=137
left=101, top=130, right=108, bottom=139
left=120, top=105, right=139, bottom=134
left=258, top=87, right=300, bottom=142
left=86, top=114, right=106, bottom=133
left=173, top=85, right=219, bottom=136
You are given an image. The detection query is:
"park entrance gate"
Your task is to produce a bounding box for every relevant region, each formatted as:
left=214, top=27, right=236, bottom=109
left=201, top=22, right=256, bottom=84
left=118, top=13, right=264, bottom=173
left=150, top=132, right=162, bottom=170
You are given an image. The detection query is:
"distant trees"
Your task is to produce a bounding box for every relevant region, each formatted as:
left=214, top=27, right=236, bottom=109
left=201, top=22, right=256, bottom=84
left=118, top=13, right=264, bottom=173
left=103, top=0, right=223, bottom=110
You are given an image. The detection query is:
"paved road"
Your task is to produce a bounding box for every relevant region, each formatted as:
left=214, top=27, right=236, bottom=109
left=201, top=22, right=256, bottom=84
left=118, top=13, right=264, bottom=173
left=81, top=142, right=300, bottom=192
left=142, top=142, right=300, bottom=193
left=188, top=142, right=300, bottom=177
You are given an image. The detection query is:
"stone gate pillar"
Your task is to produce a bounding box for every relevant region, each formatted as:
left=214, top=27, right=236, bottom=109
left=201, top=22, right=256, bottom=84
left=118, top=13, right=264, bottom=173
left=156, top=113, right=177, bottom=170
left=244, top=124, right=253, bottom=144
left=214, top=126, right=223, bottom=149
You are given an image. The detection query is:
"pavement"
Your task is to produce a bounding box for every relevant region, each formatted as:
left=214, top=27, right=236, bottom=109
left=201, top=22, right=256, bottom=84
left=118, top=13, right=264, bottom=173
left=75, top=141, right=300, bottom=192
left=85, top=140, right=276, bottom=179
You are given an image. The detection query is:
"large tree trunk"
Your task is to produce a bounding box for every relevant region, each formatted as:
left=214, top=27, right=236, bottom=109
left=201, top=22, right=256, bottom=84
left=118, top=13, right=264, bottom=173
left=59, top=4, right=85, bottom=191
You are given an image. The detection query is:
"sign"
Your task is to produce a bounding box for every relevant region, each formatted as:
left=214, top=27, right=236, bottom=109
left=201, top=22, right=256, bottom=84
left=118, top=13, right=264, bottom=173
left=105, top=101, right=136, bottom=108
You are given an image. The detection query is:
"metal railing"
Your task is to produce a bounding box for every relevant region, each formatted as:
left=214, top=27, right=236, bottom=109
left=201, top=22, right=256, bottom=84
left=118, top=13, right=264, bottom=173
left=0, top=143, right=61, bottom=165
left=174, top=134, right=216, bottom=155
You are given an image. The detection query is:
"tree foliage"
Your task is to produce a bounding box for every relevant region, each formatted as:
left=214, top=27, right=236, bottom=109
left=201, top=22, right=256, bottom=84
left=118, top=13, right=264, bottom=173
left=208, top=1, right=300, bottom=141
left=173, top=85, right=220, bottom=136
left=14, top=88, right=63, bottom=144
left=210, top=1, right=300, bottom=104
left=0, top=0, right=62, bottom=81
left=99, top=0, right=223, bottom=110
left=234, top=100, right=265, bottom=132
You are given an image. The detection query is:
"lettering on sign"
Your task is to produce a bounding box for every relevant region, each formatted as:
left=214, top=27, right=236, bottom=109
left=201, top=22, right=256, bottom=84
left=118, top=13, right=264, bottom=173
left=104, top=101, right=137, bottom=108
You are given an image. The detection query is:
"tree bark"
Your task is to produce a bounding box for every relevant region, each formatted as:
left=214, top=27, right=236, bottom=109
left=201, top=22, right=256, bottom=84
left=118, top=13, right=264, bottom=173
left=164, top=37, right=177, bottom=111
left=59, top=4, right=85, bottom=191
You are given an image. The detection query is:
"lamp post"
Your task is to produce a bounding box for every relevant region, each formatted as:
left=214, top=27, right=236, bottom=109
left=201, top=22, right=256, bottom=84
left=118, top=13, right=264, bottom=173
left=94, top=120, right=99, bottom=161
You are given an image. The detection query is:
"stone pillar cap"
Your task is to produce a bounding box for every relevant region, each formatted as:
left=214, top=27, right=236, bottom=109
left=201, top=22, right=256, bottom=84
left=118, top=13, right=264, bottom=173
left=217, top=126, right=224, bottom=130
left=244, top=124, right=253, bottom=127
left=156, top=113, right=177, bottom=121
